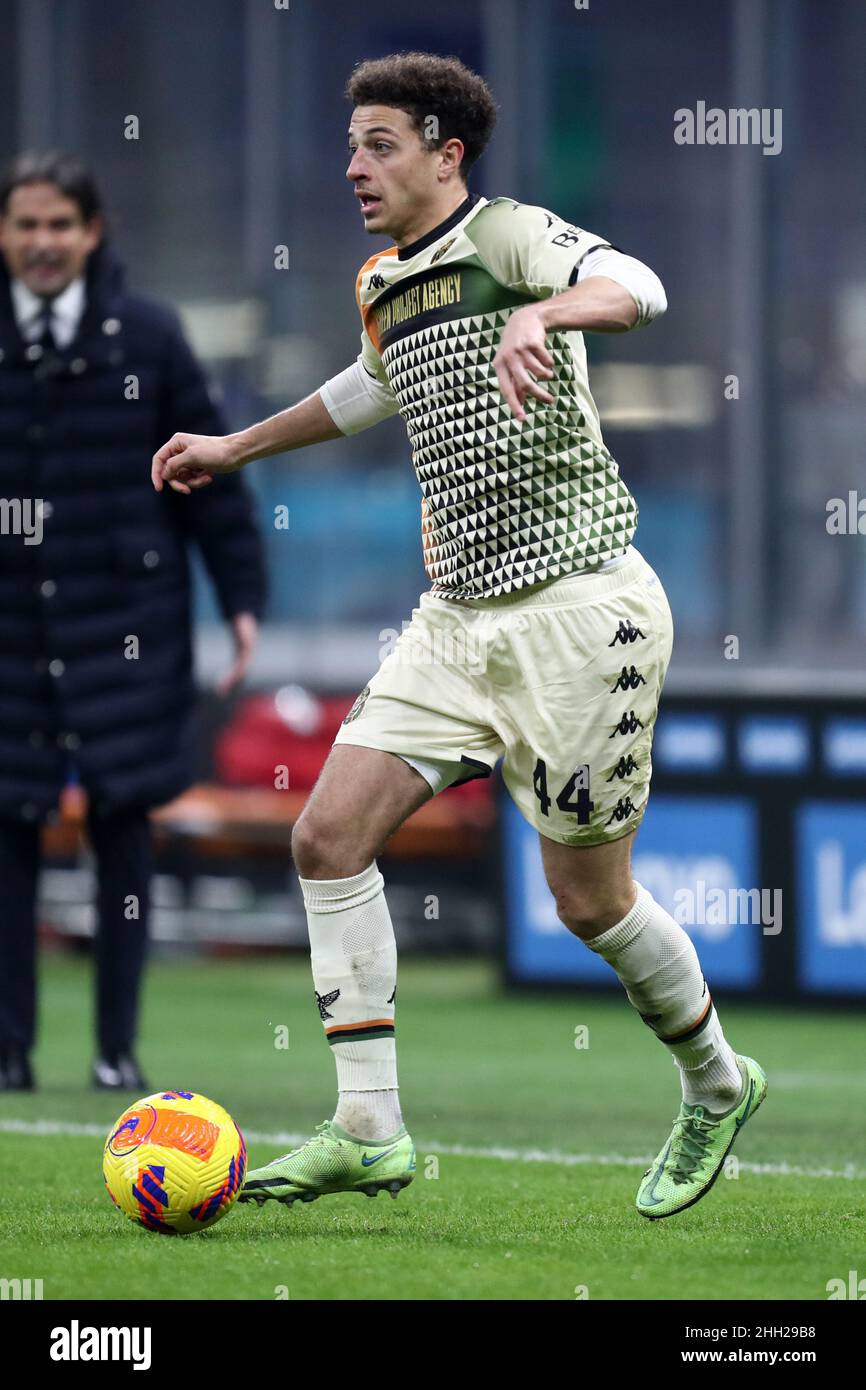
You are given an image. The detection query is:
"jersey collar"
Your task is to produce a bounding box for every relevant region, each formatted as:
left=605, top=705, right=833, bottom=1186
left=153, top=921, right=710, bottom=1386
left=396, top=191, right=482, bottom=261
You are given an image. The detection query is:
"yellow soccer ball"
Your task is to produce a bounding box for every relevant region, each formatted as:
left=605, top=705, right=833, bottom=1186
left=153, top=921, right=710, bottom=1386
left=103, top=1090, right=246, bottom=1235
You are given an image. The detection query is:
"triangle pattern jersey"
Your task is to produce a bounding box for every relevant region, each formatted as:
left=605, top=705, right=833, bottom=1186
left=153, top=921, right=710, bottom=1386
left=354, top=193, right=639, bottom=599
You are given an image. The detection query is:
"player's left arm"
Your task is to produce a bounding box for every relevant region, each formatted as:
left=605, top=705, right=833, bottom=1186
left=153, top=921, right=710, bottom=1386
left=495, top=260, right=665, bottom=420
left=495, top=249, right=667, bottom=422
left=483, top=202, right=666, bottom=421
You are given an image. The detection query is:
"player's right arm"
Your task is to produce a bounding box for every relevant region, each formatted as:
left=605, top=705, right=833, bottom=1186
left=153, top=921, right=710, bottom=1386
left=152, top=390, right=341, bottom=495
left=152, top=326, right=400, bottom=495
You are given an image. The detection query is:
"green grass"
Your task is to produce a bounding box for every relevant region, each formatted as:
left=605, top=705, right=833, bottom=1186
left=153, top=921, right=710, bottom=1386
left=1, top=953, right=864, bottom=1300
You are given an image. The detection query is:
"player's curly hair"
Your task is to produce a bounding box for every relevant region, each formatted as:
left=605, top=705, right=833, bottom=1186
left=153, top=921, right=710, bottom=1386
left=345, top=52, right=497, bottom=181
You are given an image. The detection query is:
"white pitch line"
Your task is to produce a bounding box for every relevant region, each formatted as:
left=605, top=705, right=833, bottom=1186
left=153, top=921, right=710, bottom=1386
left=1, top=1118, right=864, bottom=1182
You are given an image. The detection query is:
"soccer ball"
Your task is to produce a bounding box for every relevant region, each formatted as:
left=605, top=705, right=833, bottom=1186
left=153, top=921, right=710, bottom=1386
left=103, top=1090, right=246, bottom=1235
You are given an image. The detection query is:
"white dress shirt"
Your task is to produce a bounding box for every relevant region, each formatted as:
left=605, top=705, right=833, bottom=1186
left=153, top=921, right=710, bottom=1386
left=11, top=275, right=86, bottom=349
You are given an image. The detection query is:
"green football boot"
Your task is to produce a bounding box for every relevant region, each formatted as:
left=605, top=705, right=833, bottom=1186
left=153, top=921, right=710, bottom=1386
left=636, top=1054, right=767, bottom=1220
left=238, top=1120, right=416, bottom=1207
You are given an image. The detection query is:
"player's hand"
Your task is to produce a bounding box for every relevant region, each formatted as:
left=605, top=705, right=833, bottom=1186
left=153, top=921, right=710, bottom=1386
left=494, top=305, right=556, bottom=422
left=216, top=612, right=259, bottom=696
left=151, top=433, right=243, bottom=495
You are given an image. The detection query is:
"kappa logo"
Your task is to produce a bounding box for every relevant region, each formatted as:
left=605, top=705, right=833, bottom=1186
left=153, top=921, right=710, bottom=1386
left=610, top=666, right=647, bottom=693
left=316, top=989, right=340, bottom=1021
left=609, top=710, right=644, bottom=738
left=369, top=272, right=387, bottom=290
left=342, top=685, right=370, bottom=724
left=387, top=985, right=396, bottom=1005
left=608, top=619, right=646, bottom=646
left=606, top=796, right=638, bottom=826
left=606, top=753, right=639, bottom=782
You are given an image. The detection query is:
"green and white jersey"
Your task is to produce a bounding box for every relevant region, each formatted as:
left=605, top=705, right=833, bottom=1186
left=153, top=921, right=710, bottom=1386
left=354, top=193, right=639, bottom=599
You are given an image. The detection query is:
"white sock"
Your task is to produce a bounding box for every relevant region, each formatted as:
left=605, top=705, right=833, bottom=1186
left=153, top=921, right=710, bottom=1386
left=299, top=861, right=403, bottom=1141
left=666, top=1008, right=744, bottom=1111
left=333, top=1089, right=403, bottom=1142
left=585, top=880, right=743, bottom=1112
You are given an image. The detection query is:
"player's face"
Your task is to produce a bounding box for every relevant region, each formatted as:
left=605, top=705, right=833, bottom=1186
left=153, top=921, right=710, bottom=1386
left=0, top=182, right=102, bottom=297
left=347, top=106, right=442, bottom=243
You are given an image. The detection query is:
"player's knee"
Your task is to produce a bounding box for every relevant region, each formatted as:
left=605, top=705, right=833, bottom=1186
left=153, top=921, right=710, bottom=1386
left=290, top=812, right=373, bottom=880
left=552, top=884, right=635, bottom=940
left=291, top=815, right=338, bottom=877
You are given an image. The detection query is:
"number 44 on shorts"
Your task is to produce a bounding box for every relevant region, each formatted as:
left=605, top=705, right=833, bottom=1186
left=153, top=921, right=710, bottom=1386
left=532, top=759, right=594, bottom=824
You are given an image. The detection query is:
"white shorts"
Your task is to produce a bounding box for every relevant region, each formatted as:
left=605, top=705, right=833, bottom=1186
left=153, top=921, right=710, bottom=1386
left=333, top=546, right=674, bottom=846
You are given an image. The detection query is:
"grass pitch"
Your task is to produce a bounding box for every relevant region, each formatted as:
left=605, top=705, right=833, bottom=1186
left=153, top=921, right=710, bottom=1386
left=1, top=953, right=863, bottom=1300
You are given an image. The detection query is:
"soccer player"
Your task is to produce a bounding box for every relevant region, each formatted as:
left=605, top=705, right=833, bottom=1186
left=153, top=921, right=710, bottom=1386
left=152, top=53, right=766, bottom=1220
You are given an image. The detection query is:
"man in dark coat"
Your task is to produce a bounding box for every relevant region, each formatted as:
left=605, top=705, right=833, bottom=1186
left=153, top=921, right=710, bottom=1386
left=0, top=152, right=267, bottom=1091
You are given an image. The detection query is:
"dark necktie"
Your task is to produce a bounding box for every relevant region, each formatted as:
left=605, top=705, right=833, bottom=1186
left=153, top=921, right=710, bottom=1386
left=36, top=299, right=57, bottom=352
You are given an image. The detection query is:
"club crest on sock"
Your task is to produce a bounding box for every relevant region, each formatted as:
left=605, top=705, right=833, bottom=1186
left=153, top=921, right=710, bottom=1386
left=316, top=988, right=341, bottom=1021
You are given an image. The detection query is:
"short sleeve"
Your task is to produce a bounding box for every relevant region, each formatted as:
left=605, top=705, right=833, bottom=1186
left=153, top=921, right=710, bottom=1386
left=466, top=198, right=614, bottom=300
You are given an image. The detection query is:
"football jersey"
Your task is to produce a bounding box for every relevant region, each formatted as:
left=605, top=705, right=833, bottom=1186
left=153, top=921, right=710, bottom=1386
left=355, top=192, right=638, bottom=599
